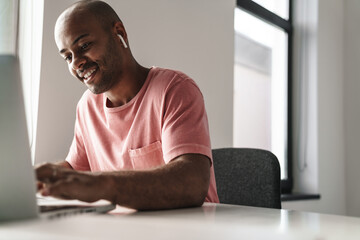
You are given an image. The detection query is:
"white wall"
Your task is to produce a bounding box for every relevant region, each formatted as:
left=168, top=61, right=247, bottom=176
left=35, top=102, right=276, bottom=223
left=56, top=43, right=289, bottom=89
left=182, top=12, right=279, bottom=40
left=283, top=0, right=360, bottom=217
left=344, top=0, right=360, bottom=217
left=283, top=0, right=347, bottom=216
left=34, top=0, right=86, bottom=164
left=34, top=0, right=235, bottom=164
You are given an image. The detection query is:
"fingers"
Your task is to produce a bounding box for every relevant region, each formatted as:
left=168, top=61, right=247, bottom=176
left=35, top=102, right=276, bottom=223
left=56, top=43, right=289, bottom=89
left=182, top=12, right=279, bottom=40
left=35, top=163, right=83, bottom=200
left=35, top=164, right=106, bottom=203
left=35, top=163, right=57, bottom=183
left=35, top=163, right=72, bottom=183
left=41, top=181, right=74, bottom=199
left=44, top=174, right=80, bottom=199
left=39, top=173, right=102, bottom=203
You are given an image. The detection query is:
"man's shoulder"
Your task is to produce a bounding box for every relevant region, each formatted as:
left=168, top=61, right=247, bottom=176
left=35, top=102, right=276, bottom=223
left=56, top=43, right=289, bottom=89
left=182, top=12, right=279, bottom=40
left=77, top=89, right=103, bottom=110
left=151, top=67, right=191, bottom=82
left=149, top=67, right=199, bottom=93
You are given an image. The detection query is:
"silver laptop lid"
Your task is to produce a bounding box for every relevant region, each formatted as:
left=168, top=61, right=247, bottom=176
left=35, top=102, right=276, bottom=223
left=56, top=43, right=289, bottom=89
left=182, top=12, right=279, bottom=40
left=0, top=55, right=38, bottom=221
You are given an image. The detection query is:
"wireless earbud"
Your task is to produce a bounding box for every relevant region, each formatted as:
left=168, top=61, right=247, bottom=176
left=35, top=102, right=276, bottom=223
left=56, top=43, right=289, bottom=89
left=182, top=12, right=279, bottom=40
left=118, top=34, right=128, bottom=49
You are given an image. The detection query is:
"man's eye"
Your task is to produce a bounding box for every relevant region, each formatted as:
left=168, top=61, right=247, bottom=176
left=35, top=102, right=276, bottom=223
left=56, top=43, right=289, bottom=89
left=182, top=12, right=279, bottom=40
left=81, top=42, right=90, bottom=50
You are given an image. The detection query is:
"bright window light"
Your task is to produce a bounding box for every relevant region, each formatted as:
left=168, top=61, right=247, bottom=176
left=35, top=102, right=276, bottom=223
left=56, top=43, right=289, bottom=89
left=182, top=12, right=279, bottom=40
left=233, top=8, right=288, bottom=179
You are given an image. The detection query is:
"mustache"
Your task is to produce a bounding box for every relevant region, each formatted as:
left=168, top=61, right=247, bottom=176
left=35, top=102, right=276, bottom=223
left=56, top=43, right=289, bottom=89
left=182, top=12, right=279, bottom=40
left=77, top=62, right=97, bottom=75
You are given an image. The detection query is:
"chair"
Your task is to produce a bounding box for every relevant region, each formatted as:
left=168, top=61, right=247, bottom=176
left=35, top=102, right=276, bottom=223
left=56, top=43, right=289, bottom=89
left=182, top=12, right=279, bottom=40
left=212, top=148, right=281, bottom=209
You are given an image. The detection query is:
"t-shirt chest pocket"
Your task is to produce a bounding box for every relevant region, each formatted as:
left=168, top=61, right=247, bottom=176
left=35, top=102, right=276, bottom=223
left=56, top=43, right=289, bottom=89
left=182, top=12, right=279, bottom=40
left=128, top=141, right=165, bottom=170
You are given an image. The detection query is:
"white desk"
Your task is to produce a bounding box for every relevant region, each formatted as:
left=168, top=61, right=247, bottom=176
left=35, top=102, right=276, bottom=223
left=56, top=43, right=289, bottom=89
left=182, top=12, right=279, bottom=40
left=1, top=203, right=360, bottom=240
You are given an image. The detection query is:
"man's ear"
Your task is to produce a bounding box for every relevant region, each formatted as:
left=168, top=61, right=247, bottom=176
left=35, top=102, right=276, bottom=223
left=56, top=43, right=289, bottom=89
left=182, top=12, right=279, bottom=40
left=113, top=21, right=128, bottom=42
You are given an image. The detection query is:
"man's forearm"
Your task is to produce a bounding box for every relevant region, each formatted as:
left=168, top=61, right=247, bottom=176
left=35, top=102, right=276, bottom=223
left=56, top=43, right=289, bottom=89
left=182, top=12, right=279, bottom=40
left=101, top=154, right=210, bottom=210
left=36, top=154, right=210, bottom=210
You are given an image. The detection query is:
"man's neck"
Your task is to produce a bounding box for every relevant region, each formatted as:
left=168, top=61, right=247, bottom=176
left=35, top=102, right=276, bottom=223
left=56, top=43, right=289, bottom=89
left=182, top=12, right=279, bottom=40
left=105, top=63, right=150, bottom=108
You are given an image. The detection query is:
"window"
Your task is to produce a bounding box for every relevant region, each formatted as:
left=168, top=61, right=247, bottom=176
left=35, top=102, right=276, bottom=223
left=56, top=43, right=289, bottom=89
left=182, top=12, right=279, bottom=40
left=0, top=0, right=43, bottom=164
left=17, top=0, right=44, bottom=163
left=234, top=0, right=292, bottom=193
left=0, top=0, right=17, bottom=54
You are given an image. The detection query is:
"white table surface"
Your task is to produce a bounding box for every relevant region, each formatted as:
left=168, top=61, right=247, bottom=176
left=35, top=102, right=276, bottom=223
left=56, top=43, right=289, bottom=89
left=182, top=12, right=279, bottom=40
left=1, top=203, right=360, bottom=240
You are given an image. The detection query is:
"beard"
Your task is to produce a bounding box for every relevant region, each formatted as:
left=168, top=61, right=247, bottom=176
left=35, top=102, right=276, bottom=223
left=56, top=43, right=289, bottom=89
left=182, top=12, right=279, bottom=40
left=87, top=37, right=123, bottom=94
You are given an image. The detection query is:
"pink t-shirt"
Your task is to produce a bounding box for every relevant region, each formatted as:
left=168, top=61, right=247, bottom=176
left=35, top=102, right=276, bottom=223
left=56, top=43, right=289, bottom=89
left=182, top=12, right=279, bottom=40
left=66, top=67, right=219, bottom=203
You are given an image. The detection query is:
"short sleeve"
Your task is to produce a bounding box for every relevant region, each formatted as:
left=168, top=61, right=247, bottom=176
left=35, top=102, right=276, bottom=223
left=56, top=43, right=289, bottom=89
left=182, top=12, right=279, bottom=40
left=161, top=78, right=212, bottom=163
left=65, top=104, right=91, bottom=171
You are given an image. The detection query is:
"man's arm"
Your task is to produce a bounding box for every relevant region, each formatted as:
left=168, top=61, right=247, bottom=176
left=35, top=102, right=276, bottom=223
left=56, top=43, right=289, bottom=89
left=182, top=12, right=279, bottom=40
left=36, top=153, right=210, bottom=210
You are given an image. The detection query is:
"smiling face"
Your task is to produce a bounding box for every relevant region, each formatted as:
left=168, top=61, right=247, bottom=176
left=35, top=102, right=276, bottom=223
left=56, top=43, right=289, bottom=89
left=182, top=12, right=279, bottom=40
left=55, top=10, right=124, bottom=94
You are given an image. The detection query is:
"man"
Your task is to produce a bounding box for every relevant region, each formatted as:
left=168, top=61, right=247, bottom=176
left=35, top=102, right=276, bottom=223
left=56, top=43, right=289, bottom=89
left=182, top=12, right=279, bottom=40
left=36, top=0, right=219, bottom=210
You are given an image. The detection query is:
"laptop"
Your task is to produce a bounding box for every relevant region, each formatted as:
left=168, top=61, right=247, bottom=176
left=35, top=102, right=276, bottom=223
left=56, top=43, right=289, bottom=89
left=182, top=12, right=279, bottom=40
left=0, top=55, right=115, bottom=222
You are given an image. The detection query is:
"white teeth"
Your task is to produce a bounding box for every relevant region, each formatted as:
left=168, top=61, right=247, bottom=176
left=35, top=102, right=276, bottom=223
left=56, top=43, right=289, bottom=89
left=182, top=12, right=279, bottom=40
left=84, top=69, right=96, bottom=79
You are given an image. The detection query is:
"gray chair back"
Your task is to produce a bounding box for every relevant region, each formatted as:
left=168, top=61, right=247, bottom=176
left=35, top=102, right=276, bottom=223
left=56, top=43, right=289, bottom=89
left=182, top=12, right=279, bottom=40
left=212, top=148, right=281, bottom=209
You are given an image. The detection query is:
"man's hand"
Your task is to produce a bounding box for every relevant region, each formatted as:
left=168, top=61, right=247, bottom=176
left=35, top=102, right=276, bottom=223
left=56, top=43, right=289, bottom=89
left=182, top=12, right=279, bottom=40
left=36, top=163, right=110, bottom=203
left=36, top=161, right=71, bottom=193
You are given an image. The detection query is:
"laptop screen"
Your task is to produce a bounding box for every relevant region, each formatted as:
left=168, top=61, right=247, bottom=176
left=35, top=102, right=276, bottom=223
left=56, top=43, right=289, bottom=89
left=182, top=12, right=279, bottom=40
left=0, top=55, right=39, bottom=221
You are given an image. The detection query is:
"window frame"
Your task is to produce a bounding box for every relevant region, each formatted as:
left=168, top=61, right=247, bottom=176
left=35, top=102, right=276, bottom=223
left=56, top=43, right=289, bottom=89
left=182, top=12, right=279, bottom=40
left=236, top=0, right=293, bottom=193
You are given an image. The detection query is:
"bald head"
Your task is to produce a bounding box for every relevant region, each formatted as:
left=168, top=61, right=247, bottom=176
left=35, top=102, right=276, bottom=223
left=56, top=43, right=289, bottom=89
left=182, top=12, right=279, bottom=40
left=56, top=0, right=121, bottom=35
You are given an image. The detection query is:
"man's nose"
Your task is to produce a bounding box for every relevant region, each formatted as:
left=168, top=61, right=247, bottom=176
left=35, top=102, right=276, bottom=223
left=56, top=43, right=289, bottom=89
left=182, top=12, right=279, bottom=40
left=71, top=55, right=86, bottom=71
